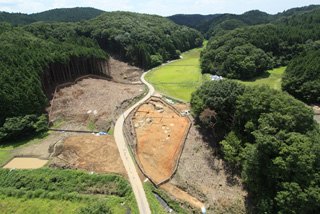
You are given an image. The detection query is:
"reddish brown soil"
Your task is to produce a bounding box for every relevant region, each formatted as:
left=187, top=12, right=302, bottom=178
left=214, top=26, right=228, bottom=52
left=132, top=98, right=190, bottom=184
left=52, top=135, right=127, bottom=176
left=160, top=183, right=204, bottom=208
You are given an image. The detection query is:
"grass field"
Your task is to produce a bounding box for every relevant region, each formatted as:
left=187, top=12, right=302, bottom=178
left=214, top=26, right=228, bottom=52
left=145, top=45, right=204, bottom=101
left=146, top=44, right=285, bottom=101
left=203, top=67, right=286, bottom=90
left=236, top=67, right=286, bottom=90
left=0, top=197, right=86, bottom=214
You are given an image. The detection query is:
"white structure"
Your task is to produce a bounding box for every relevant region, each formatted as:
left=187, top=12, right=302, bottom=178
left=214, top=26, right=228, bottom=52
left=210, top=75, right=223, bottom=81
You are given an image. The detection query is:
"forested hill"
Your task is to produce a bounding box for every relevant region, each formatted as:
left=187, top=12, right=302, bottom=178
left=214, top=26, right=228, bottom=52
left=0, top=7, right=105, bottom=25
left=168, top=4, right=320, bottom=38
left=0, top=11, right=203, bottom=142
left=167, top=14, right=220, bottom=29
left=198, top=10, right=274, bottom=38
left=200, top=6, right=320, bottom=83
left=78, top=11, right=203, bottom=69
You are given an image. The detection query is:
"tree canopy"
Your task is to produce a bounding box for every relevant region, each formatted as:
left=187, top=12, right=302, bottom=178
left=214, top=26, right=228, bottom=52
left=0, top=7, right=105, bottom=25
left=282, top=44, right=320, bottom=104
left=191, top=80, right=320, bottom=213
left=77, top=11, right=203, bottom=69
left=200, top=6, right=320, bottom=80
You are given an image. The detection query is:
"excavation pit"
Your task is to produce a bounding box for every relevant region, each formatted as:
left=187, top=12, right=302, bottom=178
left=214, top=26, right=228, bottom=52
left=130, top=97, right=191, bottom=185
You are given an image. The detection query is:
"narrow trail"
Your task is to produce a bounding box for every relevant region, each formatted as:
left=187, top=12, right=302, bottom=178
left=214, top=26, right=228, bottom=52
left=114, top=72, right=154, bottom=214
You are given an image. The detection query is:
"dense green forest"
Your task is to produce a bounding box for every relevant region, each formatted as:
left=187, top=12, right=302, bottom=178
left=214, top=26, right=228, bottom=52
left=0, top=7, right=105, bottom=25
left=191, top=80, right=320, bottom=213
left=0, top=11, right=203, bottom=142
left=282, top=47, right=320, bottom=104
left=167, top=14, right=219, bottom=29
left=77, top=12, right=203, bottom=69
left=169, top=5, right=320, bottom=38
left=200, top=6, right=320, bottom=80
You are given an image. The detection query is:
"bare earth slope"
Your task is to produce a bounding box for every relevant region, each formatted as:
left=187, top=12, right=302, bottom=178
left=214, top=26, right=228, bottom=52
left=49, top=78, right=144, bottom=130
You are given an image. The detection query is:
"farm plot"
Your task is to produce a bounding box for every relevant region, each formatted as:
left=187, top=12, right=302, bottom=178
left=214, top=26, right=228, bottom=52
left=145, top=47, right=203, bottom=101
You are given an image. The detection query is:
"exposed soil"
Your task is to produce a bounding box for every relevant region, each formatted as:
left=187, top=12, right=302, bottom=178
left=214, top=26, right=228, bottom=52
left=168, top=104, right=247, bottom=213
left=313, top=105, right=320, bottom=123
left=3, top=158, right=48, bottom=169
left=50, top=135, right=127, bottom=176
left=48, top=78, right=144, bottom=131
left=131, top=97, right=191, bottom=185
left=8, top=59, right=145, bottom=175
left=10, top=124, right=88, bottom=160
left=160, top=183, right=204, bottom=208
left=108, top=56, right=144, bottom=83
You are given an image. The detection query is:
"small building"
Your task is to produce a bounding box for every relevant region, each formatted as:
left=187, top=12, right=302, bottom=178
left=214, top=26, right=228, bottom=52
left=210, top=75, right=223, bottom=81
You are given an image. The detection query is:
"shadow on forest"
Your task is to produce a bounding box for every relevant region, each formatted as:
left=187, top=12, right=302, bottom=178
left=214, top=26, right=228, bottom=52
left=240, top=71, right=271, bottom=82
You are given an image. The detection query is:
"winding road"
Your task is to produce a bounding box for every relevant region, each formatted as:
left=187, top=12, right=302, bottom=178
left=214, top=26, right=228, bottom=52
left=114, top=72, right=154, bottom=214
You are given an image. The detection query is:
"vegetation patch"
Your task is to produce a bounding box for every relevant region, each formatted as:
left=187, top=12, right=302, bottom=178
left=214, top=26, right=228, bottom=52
left=0, top=168, right=138, bottom=213
left=191, top=80, right=320, bottom=213
left=282, top=47, right=320, bottom=103
left=143, top=182, right=188, bottom=214
left=146, top=45, right=204, bottom=101
left=0, top=196, right=86, bottom=214
left=235, top=67, right=285, bottom=90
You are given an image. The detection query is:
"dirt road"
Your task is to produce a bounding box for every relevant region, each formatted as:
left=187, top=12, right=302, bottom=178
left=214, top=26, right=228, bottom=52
left=114, top=72, right=154, bottom=214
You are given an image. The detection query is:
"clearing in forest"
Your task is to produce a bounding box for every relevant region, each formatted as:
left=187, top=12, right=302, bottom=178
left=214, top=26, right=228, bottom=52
left=203, top=67, right=286, bottom=90
left=145, top=47, right=203, bottom=101
left=236, top=66, right=285, bottom=90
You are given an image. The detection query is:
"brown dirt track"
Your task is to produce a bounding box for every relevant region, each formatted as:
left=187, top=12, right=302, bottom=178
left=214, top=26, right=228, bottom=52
left=132, top=97, right=191, bottom=184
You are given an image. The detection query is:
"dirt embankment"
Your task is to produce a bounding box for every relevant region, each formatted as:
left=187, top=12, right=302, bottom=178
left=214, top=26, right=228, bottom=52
left=108, top=56, right=144, bottom=83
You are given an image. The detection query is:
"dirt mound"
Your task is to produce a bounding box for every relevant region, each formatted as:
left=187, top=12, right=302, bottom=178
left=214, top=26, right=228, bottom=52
left=52, top=135, right=126, bottom=176
left=108, top=56, right=143, bottom=83
left=49, top=78, right=144, bottom=131
left=131, top=97, right=191, bottom=184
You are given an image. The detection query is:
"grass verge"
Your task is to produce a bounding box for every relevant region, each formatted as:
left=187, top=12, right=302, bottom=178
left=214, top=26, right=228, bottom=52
left=143, top=182, right=188, bottom=214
